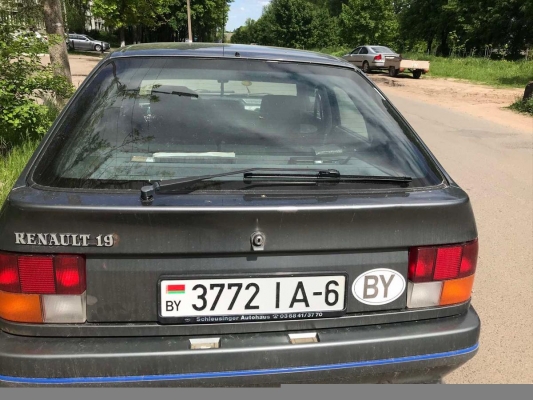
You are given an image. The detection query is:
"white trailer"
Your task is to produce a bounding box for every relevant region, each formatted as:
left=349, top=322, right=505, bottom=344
left=384, top=57, right=430, bottom=79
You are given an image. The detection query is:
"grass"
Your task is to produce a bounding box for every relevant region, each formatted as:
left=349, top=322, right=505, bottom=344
left=394, top=53, right=533, bottom=88
left=509, top=97, right=533, bottom=115
left=0, top=98, right=62, bottom=207
left=0, top=139, right=40, bottom=207
left=315, top=47, right=532, bottom=89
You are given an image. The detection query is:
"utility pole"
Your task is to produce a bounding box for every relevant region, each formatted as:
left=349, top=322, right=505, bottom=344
left=187, top=0, right=193, bottom=43
left=222, top=1, right=225, bottom=43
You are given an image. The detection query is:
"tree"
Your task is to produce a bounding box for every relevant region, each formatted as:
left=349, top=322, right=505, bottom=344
left=64, top=0, right=90, bottom=33
left=339, top=0, right=399, bottom=48
left=398, top=0, right=532, bottom=57
left=232, top=0, right=338, bottom=49
left=92, top=0, right=173, bottom=46
left=306, top=0, right=347, bottom=16
left=0, top=21, right=74, bottom=150
left=42, top=0, right=73, bottom=88
left=91, top=1, right=232, bottom=45
left=231, top=18, right=257, bottom=44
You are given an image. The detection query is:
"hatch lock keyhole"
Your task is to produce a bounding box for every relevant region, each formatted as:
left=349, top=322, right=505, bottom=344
left=251, top=232, right=265, bottom=251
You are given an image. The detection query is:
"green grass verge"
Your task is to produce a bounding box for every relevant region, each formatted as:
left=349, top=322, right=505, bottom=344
left=314, top=47, right=532, bottom=89
left=509, top=97, right=533, bottom=115
left=0, top=140, right=40, bottom=207
left=394, top=54, right=532, bottom=88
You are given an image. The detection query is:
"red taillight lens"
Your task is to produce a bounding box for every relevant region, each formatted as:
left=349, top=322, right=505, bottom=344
left=0, top=253, right=20, bottom=292
left=0, top=252, right=85, bottom=294
left=408, top=247, right=436, bottom=282
left=409, top=240, right=478, bottom=282
left=459, top=239, right=478, bottom=277
left=18, top=256, right=55, bottom=294
left=54, top=255, right=86, bottom=295
left=373, top=54, right=382, bottom=61
left=434, top=246, right=462, bottom=280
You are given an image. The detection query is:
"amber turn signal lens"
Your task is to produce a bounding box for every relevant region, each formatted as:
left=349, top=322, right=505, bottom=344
left=0, top=290, right=43, bottom=323
left=439, top=275, right=475, bottom=306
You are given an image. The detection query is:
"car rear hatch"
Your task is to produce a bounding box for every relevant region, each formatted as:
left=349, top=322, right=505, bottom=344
left=0, top=53, right=478, bottom=337
left=0, top=183, right=477, bottom=337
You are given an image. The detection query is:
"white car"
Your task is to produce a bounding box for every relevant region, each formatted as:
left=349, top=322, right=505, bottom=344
left=342, top=45, right=399, bottom=73
left=12, top=30, right=48, bottom=43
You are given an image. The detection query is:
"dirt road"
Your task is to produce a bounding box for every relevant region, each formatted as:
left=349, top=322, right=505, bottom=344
left=65, top=55, right=532, bottom=384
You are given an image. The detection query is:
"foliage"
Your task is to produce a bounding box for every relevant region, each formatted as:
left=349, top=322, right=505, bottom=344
left=231, top=0, right=338, bottom=49
left=230, top=0, right=531, bottom=60
left=338, top=0, right=399, bottom=49
left=91, top=0, right=171, bottom=30
left=64, top=0, right=91, bottom=33
left=398, top=0, right=533, bottom=57
left=0, top=22, right=74, bottom=152
left=0, top=0, right=44, bottom=28
left=91, top=0, right=232, bottom=44
left=164, top=0, right=232, bottom=43
left=509, top=97, right=533, bottom=115
left=0, top=139, right=40, bottom=206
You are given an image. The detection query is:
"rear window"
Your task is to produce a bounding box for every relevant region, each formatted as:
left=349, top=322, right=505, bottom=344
left=33, top=57, right=442, bottom=191
left=370, top=46, right=395, bottom=54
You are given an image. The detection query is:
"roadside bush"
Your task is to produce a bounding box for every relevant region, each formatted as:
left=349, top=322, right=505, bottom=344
left=509, top=98, right=533, bottom=115
left=0, top=23, right=74, bottom=153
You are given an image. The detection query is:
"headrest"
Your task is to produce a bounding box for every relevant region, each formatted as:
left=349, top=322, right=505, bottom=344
left=260, top=95, right=303, bottom=118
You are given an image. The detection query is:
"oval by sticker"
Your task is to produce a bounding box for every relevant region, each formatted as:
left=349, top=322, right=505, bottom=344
left=352, top=268, right=406, bottom=305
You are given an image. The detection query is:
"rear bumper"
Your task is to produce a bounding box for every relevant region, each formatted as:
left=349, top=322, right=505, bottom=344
left=0, top=306, right=480, bottom=386
left=370, top=61, right=386, bottom=69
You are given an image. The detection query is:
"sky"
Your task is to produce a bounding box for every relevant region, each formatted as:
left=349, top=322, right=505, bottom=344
left=227, top=0, right=271, bottom=31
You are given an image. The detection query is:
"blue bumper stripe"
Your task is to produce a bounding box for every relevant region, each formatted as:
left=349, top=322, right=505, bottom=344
left=0, top=343, right=478, bottom=385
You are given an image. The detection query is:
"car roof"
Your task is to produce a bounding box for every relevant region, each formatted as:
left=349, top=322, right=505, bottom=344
left=107, top=43, right=354, bottom=68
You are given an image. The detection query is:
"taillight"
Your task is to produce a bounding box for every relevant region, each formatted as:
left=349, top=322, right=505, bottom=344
left=407, top=239, right=478, bottom=308
left=373, top=54, right=382, bottom=61
left=0, top=251, right=86, bottom=323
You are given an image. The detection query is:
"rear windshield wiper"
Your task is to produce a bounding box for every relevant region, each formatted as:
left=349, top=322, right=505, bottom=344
left=151, top=90, right=199, bottom=98
left=140, top=168, right=412, bottom=204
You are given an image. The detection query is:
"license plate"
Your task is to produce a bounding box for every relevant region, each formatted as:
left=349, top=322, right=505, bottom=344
left=159, top=275, right=346, bottom=324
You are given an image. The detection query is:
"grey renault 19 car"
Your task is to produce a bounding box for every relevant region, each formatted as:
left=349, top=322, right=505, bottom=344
left=0, top=43, right=480, bottom=386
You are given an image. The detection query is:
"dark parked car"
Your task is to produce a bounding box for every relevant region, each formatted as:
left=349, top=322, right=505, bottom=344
left=0, top=43, right=480, bottom=386
left=66, top=33, right=110, bottom=52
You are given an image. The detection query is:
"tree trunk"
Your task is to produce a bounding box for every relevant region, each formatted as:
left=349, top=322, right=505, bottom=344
left=523, top=82, right=533, bottom=102
left=426, top=38, right=432, bottom=55
left=437, top=27, right=449, bottom=57
left=119, top=26, right=125, bottom=47
left=133, top=25, right=138, bottom=44
left=42, top=0, right=72, bottom=86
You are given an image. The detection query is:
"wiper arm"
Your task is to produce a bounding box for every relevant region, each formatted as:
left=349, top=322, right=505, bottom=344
left=140, top=168, right=341, bottom=204
left=140, top=168, right=412, bottom=204
left=151, top=90, right=198, bottom=98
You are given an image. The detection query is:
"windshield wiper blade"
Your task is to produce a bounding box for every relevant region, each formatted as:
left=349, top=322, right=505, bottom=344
left=140, top=168, right=412, bottom=204
left=151, top=90, right=198, bottom=98
left=243, top=171, right=413, bottom=184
